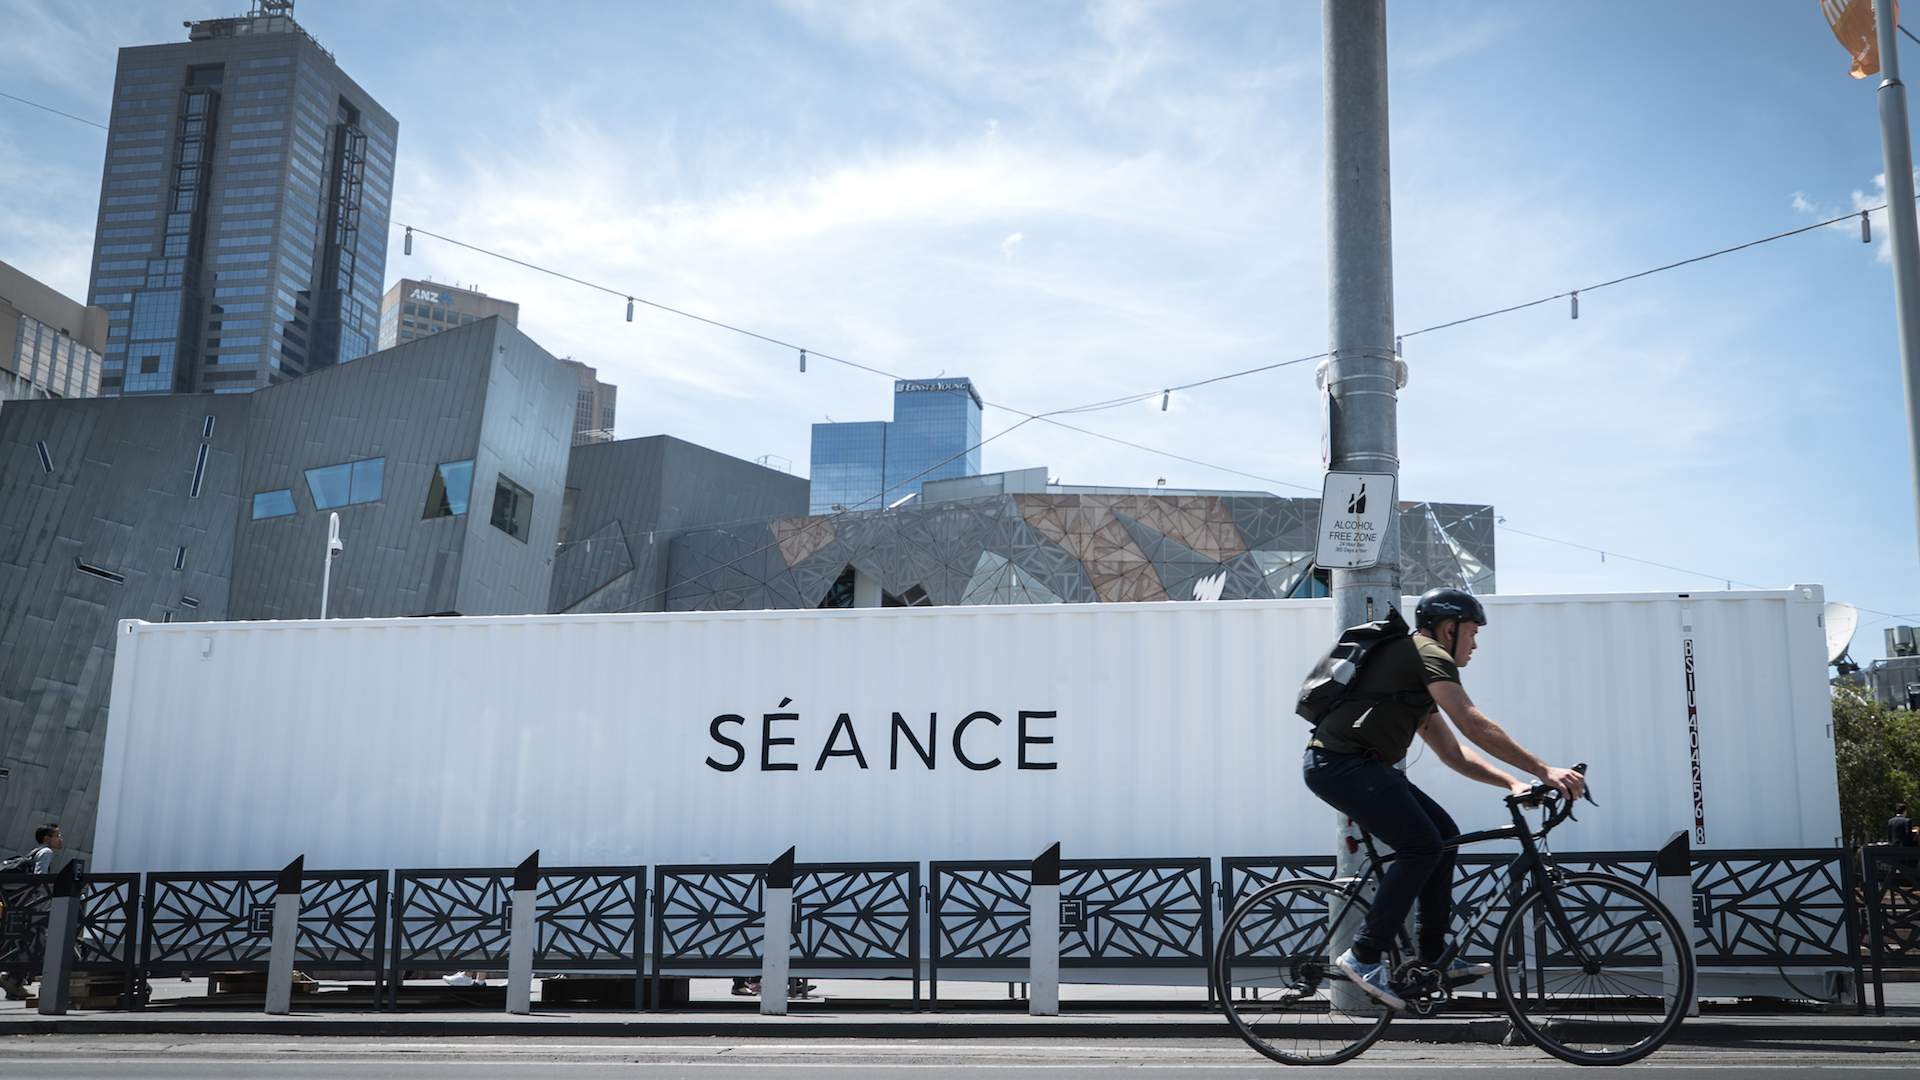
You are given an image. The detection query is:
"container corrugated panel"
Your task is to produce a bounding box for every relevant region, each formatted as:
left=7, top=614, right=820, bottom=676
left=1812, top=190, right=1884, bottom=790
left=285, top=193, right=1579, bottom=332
left=94, top=588, right=1839, bottom=873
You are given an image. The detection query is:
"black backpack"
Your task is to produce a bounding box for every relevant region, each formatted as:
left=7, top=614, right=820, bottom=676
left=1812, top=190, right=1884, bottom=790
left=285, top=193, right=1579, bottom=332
left=1295, top=607, right=1417, bottom=726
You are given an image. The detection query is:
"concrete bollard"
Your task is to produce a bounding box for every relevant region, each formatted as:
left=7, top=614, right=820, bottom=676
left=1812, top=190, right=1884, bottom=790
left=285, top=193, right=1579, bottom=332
left=37, top=863, right=82, bottom=1015
left=1028, top=842, right=1061, bottom=1017
left=265, top=855, right=303, bottom=1015
left=761, top=847, right=796, bottom=1016
left=1654, top=831, right=1699, bottom=1018
left=507, top=850, right=539, bottom=1015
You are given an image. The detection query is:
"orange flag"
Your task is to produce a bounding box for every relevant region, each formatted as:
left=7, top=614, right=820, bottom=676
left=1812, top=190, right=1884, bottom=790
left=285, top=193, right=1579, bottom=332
left=1824, top=0, right=1897, bottom=78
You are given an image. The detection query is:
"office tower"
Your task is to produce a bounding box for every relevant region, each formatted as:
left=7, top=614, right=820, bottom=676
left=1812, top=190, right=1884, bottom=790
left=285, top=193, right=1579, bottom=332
left=86, top=0, right=396, bottom=396
left=809, top=378, right=982, bottom=514
left=376, top=278, right=519, bottom=349
left=1, top=259, right=107, bottom=406
left=558, top=357, right=618, bottom=445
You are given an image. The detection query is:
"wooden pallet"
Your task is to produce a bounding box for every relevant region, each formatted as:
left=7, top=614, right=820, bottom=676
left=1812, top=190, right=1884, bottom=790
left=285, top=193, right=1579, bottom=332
left=24, top=972, right=131, bottom=1010
left=209, top=970, right=319, bottom=995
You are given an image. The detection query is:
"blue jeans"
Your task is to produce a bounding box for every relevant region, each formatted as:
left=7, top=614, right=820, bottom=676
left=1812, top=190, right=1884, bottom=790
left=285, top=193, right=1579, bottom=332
left=1302, top=746, right=1459, bottom=963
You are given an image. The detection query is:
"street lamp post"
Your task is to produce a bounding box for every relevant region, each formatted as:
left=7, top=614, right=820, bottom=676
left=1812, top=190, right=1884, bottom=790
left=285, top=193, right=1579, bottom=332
left=320, top=511, right=343, bottom=619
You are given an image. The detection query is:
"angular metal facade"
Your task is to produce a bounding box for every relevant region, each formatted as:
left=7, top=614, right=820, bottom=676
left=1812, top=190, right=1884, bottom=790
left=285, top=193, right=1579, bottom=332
left=665, top=494, right=1495, bottom=612
left=550, top=438, right=809, bottom=615
left=0, top=317, right=573, bottom=861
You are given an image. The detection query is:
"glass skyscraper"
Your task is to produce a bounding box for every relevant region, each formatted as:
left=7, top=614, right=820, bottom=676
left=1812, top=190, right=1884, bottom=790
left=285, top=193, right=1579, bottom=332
left=86, top=2, right=396, bottom=396
left=809, top=378, right=983, bottom=514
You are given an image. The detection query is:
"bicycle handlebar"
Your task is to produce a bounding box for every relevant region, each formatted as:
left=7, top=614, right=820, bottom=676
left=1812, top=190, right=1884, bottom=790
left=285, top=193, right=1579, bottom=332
left=1503, top=762, right=1597, bottom=832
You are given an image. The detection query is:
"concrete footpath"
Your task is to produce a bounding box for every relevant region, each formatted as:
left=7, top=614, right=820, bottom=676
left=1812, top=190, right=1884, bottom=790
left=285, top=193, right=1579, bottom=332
left=1, top=978, right=1914, bottom=1044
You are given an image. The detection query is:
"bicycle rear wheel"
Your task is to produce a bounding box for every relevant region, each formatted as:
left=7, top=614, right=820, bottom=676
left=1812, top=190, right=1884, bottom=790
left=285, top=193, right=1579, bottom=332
left=1493, top=871, right=1692, bottom=1066
left=1215, top=878, right=1394, bottom=1066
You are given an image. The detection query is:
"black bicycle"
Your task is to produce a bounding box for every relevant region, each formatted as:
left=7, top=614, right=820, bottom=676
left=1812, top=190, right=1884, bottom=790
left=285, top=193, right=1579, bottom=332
left=1215, top=767, right=1693, bottom=1066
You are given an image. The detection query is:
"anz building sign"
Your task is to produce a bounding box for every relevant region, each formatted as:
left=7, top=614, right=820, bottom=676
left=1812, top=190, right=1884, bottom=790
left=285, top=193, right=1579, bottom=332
left=407, top=287, right=445, bottom=305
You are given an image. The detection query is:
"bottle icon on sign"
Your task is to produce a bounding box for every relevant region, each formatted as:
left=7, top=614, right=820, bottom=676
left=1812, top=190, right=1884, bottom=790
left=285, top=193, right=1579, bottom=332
left=1347, top=482, right=1367, bottom=515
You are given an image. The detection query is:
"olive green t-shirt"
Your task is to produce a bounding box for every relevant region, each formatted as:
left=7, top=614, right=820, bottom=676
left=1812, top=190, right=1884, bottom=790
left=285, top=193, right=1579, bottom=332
left=1309, top=634, right=1461, bottom=762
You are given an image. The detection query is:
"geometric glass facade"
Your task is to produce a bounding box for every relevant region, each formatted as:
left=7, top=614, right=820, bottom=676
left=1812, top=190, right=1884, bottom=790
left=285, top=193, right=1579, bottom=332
left=88, top=5, right=396, bottom=396
left=809, top=378, right=983, bottom=514
left=808, top=420, right=887, bottom=514
left=3, top=312, right=103, bottom=404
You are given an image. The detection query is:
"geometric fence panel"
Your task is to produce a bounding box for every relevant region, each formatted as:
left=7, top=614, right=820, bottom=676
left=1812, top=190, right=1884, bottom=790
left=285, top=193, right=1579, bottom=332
left=1864, top=849, right=1920, bottom=1014
left=78, top=874, right=142, bottom=974
left=390, top=869, right=513, bottom=975
left=652, top=864, right=763, bottom=971
left=792, top=863, right=918, bottom=970
left=142, top=874, right=277, bottom=972
left=1692, top=850, right=1857, bottom=968
left=930, top=860, right=1029, bottom=970
left=930, top=858, right=1214, bottom=1003
left=0, top=872, right=142, bottom=1006
left=535, top=867, right=645, bottom=969
left=143, top=870, right=387, bottom=977
left=1058, top=860, right=1213, bottom=967
left=0, top=874, right=53, bottom=976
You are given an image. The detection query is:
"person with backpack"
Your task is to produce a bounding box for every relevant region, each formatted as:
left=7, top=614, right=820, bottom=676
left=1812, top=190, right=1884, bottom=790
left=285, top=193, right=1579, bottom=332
left=1299, top=588, right=1585, bottom=1012
left=0, top=824, right=62, bottom=999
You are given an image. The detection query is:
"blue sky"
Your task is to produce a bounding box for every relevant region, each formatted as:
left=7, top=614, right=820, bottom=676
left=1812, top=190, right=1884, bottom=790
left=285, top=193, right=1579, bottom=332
left=1, top=1, right=1916, bottom=659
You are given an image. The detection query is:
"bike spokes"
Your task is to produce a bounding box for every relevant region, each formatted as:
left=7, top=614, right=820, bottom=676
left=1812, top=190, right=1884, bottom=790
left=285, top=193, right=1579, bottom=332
left=1493, top=873, right=1693, bottom=1066
left=1216, top=879, right=1395, bottom=1066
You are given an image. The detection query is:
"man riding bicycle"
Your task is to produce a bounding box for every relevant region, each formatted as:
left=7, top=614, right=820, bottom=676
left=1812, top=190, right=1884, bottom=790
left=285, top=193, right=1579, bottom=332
left=1304, top=587, right=1586, bottom=1011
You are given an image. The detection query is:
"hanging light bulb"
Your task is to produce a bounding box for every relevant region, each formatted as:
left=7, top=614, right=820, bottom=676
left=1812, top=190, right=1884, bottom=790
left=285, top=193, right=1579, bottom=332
left=799, top=348, right=807, bottom=373
left=1160, top=389, right=1170, bottom=411
left=625, top=297, right=634, bottom=322
left=403, top=225, right=412, bottom=256
left=1570, top=291, right=1579, bottom=320
left=1863, top=210, right=1873, bottom=244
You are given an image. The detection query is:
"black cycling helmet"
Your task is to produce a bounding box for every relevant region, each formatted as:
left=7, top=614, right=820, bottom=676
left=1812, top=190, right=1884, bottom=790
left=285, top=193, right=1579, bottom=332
left=1415, top=587, right=1487, bottom=632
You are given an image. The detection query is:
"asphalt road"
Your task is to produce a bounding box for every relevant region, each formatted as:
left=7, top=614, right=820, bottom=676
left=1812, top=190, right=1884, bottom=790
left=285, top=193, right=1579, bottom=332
left=1, top=1036, right=1916, bottom=1077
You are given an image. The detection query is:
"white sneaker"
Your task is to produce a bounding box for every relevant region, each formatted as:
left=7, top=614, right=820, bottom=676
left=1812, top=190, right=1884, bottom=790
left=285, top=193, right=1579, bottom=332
left=441, top=973, right=477, bottom=987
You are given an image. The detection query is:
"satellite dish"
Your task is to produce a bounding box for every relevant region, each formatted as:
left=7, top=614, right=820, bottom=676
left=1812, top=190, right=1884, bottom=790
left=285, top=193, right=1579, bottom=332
left=1825, top=601, right=1859, bottom=667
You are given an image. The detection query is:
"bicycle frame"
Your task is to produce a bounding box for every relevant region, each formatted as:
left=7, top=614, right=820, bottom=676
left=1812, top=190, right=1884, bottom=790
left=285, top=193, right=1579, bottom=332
left=1315, top=793, right=1595, bottom=987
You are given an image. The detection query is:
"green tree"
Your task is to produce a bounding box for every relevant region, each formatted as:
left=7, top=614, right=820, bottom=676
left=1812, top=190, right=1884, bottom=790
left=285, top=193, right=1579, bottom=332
left=1832, top=688, right=1920, bottom=845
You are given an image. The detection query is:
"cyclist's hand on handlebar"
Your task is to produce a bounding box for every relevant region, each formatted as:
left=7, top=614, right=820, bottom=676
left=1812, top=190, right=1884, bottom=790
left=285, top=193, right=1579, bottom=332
left=1541, top=764, right=1586, bottom=801
left=1507, top=779, right=1537, bottom=802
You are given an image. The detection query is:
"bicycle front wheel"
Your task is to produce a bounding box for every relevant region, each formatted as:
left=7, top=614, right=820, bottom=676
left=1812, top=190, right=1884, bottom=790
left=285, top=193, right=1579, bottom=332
left=1493, top=871, right=1693, bottom=1066
left=1215, top=878, right=1394, bottom=1066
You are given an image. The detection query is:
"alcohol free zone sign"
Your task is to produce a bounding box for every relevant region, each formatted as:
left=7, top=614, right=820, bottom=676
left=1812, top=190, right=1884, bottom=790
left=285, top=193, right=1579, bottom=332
left=1315, top=471, right=1395, bottom=569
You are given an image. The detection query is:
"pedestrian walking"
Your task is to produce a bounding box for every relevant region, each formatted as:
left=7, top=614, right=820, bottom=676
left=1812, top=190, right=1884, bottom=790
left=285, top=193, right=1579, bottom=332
left=1891, top=804, right=1917, bottom=847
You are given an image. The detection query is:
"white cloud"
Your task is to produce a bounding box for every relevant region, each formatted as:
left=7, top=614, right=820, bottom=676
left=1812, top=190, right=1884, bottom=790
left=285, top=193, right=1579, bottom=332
left=1000, top=231, right=1024, bottom=260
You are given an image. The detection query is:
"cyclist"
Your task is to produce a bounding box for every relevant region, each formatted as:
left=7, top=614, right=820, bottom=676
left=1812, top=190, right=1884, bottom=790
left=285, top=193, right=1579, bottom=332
left=1303, top=587, right=1586, bottom=1011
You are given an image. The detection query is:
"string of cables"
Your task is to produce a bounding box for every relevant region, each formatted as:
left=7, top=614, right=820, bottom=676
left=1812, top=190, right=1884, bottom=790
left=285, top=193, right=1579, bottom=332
left=0, top=87, right=1902, bottom=614
left=402, top=199, right=1914, bottom=618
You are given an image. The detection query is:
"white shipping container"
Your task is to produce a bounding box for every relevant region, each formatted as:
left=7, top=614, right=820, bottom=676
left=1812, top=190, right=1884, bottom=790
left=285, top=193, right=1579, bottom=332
left=95, top=588, right=1841, bottom=874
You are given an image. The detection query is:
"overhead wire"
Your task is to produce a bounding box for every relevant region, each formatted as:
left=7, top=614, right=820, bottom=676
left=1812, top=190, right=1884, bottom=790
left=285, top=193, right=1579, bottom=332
left=403, top=214, right=1913, bottom=614
left=0, top=89, right=107, bottom=130
left=5, top=83, right=1907, bottom=616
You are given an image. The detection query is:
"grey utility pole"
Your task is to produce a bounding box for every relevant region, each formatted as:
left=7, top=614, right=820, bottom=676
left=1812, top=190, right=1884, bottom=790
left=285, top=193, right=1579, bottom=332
left=1872, top=0, right=1920, bottom=556
left=1324, top=0, right=1402, bottom=1005
left=1325, top=0, right=1403, bottom=631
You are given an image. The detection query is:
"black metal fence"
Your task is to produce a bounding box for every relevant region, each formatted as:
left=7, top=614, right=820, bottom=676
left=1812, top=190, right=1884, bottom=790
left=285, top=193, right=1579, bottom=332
left=142, top=869, right=387, bottom=997
left=1862, top=848, right=1920, bottom=1014
left=928, top=858, right=1212, bottom=1005
left=1, top=846, right=1908, bottom=1012
left=652, top=861, right=921, bottom=1009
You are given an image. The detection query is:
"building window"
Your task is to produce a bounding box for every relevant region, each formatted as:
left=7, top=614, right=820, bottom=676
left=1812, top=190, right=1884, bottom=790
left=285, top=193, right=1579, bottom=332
left=423, top=459, right=474, bottom=518
left=251, top=488, right=296, bottom=520
left=489, top=473, right=533, bottom=542
left=304, top=457, right=384, bottom=509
